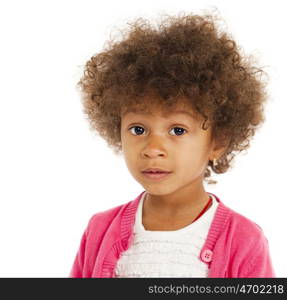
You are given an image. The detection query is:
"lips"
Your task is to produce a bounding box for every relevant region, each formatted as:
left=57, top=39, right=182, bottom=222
left=141, top=168, right=172, bottom=181
left=142, top=168, right=171, bottom=174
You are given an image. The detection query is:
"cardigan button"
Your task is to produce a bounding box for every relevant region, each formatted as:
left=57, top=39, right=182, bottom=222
left=201, top=249, right=213, bottom=262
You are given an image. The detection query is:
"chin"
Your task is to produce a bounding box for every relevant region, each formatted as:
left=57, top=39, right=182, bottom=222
left=141, top=184, right=175, bottom=196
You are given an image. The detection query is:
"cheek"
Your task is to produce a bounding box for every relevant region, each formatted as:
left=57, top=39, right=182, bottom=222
left=175, top=140, right=209, bottom=164
left=122, top=143, right=137, bottom=168
left=121, top=137, right=134, bottom=155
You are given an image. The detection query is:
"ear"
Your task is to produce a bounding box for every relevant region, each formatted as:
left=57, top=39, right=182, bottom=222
left=209, top=138, right=228, bottom=161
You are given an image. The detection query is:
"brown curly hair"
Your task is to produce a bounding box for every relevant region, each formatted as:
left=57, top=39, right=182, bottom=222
left=76, top=11, right=269, bottom=184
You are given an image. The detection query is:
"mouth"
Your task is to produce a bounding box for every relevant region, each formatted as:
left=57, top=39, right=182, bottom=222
left=141, top=169, right=172, bottom=181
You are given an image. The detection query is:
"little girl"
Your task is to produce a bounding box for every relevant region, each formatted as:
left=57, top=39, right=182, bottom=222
left=70, top=12, right=275, bottom=278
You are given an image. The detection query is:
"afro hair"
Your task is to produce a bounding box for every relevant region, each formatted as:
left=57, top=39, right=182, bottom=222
left=76, top=11, right=269, bottom=184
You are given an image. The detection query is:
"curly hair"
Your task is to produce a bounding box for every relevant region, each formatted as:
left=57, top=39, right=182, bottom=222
left=77, top=11, right=269, bottom=185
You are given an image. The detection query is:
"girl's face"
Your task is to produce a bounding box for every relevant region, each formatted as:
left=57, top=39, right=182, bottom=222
left=120, top=101, right=217, bottom=196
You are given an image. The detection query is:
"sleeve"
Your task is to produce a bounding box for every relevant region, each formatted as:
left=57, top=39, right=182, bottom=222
left=241, top=235, right=276, bottom=278
left=69, top=227, right=88, bottom=278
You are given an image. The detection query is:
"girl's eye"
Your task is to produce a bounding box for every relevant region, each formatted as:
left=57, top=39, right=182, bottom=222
left=129, top=126, right=145, bottom=135
left=170, top=127, right=187, bottom=136
left=128, top=126, right=187, bottom=136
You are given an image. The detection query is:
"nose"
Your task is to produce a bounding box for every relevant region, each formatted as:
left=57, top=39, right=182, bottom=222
left=141, top=139, right=167, bottom=159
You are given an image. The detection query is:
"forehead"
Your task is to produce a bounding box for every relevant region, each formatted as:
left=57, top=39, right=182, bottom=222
left=122, top=108, right=196, bottom=119
left=120, top=92, right=203, bottom=119
left=121, top=103, right=201, bottom=120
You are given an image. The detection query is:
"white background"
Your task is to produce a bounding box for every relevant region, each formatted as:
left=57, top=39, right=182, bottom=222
left=0, top=0, right=286, bottom=277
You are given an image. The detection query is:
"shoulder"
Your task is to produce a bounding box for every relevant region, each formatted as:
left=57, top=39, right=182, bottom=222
left=222, top=204, right=268, bottom=248
left=85, top=199, right=133, bottom=236
left=212, top=193, right=265, bottom=240
left=228, top=206, right=263, bottom=234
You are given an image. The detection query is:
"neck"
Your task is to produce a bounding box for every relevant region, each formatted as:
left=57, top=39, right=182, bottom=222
left=144, top=176, right=210, bottom=218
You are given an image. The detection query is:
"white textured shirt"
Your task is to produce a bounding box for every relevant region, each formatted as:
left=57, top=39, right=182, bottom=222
left=114, top=191, right=219, bottom=277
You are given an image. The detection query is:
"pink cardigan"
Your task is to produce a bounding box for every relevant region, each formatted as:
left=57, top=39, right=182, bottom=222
left=70, top=191, right=275, bottom=278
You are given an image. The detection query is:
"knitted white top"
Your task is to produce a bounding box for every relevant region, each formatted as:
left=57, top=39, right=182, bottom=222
left=114, top=191, right=219, bottom=278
